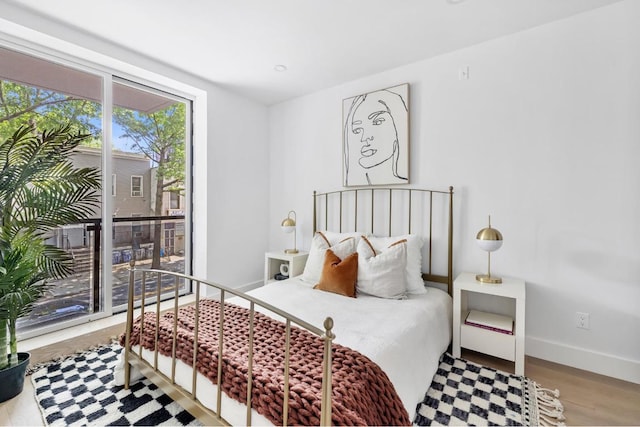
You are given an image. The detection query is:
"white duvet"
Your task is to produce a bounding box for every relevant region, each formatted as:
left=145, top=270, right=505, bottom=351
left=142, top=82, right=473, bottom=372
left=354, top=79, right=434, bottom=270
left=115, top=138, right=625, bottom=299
left=244, top=277, right=452, bottom=418
left=115, top=276, right=452, bottom=425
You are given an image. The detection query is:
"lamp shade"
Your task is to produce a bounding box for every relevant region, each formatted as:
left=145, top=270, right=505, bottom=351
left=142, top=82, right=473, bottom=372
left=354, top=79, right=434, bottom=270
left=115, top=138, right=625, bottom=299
left=476, top=227, right=503, bottom=252
left=281, top=216, right=295, bottom=233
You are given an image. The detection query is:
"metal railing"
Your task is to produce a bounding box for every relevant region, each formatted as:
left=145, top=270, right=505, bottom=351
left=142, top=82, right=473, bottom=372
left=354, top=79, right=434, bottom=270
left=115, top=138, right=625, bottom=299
left=17, top=215, right=187, bottom=332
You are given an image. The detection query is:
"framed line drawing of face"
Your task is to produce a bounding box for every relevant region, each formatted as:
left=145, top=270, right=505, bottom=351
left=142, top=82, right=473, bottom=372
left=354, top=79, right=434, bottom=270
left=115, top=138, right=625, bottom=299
left=343, top=83, right=409, bottom=187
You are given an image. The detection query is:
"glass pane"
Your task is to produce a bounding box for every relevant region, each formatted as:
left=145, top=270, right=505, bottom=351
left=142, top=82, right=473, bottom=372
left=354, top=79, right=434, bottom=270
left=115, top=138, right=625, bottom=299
left=111, top=81, right=188, bottom=310
left=0, top=47, right=103, bottom=331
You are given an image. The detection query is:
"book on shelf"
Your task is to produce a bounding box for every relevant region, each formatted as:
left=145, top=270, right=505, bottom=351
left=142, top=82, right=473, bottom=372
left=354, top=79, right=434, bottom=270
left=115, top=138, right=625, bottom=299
left=464, top=310, right=514, bottom=335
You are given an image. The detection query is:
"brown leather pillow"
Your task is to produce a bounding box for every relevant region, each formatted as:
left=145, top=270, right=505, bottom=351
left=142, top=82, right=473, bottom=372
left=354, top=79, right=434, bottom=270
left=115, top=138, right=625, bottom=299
left=313, top=248, right=358, bottom=298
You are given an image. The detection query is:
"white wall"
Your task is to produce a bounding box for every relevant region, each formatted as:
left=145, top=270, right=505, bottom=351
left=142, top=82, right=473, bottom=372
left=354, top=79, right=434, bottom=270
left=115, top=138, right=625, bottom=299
left=269, top=1, right=640, bottom=383
left=204, top=90, right=270, bottom=287
left=0, top=6, right=271, bottom=289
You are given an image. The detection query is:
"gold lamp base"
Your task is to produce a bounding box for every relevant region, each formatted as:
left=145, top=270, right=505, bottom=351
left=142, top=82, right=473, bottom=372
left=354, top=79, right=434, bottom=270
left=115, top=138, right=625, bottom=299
left=281, top=211, right=298, bottom=255
left=476, top=274, right=502, bottom=284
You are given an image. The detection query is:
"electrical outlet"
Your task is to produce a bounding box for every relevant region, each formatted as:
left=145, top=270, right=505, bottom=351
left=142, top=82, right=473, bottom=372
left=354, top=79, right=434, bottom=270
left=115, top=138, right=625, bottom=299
left=576, top=312, right=590, bottom=329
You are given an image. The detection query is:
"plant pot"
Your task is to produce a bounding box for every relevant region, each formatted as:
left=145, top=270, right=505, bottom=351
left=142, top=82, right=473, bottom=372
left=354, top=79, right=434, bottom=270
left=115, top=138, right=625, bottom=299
left=0, top=352, right=30, bottom=403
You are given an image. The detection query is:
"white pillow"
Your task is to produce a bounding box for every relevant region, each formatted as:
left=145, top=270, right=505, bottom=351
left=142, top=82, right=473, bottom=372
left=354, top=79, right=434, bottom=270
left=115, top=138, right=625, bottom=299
left=319, top=231, right=365, bottom=246
left=356, top=237, right=407, bottom=299
left=301, top=232, right=357, bottom=284
left=366, top=234, right=425, bottom=294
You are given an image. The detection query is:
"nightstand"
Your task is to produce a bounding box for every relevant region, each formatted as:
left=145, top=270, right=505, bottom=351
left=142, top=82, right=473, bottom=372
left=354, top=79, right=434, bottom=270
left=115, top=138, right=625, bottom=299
left=452, top=272, right=526, bottom=375
left=264, top=251, right=309, bottom=285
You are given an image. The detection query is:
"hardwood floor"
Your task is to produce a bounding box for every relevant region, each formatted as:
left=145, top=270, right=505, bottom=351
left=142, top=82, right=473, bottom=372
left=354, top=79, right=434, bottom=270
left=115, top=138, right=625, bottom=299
left=462, top=349, right=640, bottom=426
left=1, top=324, right=638, bottom=426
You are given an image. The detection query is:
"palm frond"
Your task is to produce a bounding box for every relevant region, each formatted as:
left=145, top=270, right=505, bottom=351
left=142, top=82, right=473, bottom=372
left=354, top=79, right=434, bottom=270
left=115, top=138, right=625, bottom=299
left=0, top=124, right=101, bottom=348
left=39, top=245, right=74, bottom=279
left=0, top=125, right=101, bottom=242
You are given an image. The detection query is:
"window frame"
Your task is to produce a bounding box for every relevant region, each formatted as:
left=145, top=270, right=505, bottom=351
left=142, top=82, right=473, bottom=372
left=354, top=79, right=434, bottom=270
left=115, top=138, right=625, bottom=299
left=131, top=175, right=143, bottom=197
left=170, top=191, right=180, bottom=209
left=0, top=36, right=199, bottom=341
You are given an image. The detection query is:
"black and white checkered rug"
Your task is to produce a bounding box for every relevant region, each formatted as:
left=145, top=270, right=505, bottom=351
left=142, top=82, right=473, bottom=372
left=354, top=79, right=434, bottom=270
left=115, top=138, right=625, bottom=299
left=31, top=343, right=201, bottom=426
left=32, top=344, right=563, bottom=426
left=414, top=353, right=565, bottom=426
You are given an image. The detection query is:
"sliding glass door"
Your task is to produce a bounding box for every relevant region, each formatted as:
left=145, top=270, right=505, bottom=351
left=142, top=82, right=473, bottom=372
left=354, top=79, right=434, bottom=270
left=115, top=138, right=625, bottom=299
left=0, top=45, right=192, bottom=337
left=0, top=46, right=104, bottom=331
left=109, top=80, right=190, bottom=311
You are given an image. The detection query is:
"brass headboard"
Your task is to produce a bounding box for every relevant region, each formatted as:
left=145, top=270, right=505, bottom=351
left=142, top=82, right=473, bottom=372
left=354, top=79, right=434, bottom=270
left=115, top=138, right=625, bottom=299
left=312, top=187, right=454, bottom=295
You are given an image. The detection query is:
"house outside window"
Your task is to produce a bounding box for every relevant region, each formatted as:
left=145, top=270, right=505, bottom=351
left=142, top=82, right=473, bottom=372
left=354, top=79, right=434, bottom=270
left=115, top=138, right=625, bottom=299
left=112, top=174, right=117, bottom=196
left=131, top=175, right=143, bottom=197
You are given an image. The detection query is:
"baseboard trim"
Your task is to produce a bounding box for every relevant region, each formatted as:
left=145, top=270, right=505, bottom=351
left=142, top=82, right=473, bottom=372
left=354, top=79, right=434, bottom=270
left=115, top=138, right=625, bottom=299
left=236, top=281, right=262, bottom=293
left=526, top=336, right=640, bottom=384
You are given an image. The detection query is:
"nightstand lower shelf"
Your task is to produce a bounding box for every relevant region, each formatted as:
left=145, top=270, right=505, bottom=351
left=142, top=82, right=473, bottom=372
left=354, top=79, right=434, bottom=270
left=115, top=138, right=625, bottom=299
left=460, top=323, right=515, bottom=361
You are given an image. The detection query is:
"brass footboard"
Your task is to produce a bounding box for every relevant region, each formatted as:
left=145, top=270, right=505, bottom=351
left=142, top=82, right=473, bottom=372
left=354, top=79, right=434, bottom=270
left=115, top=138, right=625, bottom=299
left=122, top=263, right=335, bottom=426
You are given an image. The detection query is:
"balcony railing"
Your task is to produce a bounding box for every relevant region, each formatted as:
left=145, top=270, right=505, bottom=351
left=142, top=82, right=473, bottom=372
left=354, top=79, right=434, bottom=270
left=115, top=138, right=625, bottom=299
left=17, top=215, right=187, bottom=333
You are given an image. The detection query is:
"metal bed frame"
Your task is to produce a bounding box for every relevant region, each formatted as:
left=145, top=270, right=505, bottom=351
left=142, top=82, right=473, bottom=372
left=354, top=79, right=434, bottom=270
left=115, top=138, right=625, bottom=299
left=122, top=186, right=454, bottom=426
left=313, top=187, right=454, bottom=294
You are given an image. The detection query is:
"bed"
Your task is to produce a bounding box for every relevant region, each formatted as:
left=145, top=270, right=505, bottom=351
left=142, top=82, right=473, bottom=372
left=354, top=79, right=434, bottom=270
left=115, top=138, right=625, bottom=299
left=118, top=186, right=454, bottom=426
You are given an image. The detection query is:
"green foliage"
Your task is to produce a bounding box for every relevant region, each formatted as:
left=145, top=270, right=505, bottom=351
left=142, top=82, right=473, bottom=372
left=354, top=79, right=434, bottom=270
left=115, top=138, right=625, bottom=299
left=113, top=102, right=186, bottom=189
left=0, top=80, right=101, bottom=144
left=0, top=241, right=48, bottom=314
left=0, top=124, right=101, bottom=367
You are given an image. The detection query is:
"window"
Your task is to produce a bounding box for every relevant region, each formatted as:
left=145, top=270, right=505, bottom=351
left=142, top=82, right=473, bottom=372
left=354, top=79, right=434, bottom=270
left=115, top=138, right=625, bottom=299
left=170, top=192, right=180, bottom=209
left=131, top=175, right=143, bottom=197
left=111, top=79, right=190, bottom=313
left=131, top=213, right=142, bottom=237
left=1, top=46, right=103, bottom=333
left=1, top=44, right=193, bottom=338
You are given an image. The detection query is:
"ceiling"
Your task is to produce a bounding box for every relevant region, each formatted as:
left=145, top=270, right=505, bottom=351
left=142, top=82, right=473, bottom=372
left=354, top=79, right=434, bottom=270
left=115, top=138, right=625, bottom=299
left=2, top=0, right=622, bottom=105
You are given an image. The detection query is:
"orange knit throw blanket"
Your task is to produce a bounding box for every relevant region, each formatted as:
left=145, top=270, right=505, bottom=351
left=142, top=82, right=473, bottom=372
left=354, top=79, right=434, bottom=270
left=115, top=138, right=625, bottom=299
left=121, top=299, right=410, bottom=426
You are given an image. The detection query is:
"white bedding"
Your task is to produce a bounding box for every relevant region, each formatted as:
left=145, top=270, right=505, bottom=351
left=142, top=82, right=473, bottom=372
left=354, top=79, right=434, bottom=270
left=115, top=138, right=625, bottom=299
left=244, top=277, right=452, bottom=418
left=116, top=276, right=452, bottom=425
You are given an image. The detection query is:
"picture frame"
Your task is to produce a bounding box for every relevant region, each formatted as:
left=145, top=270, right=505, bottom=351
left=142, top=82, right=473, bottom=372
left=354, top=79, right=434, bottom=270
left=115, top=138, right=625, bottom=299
left=342, top=83, right=409, bottom=187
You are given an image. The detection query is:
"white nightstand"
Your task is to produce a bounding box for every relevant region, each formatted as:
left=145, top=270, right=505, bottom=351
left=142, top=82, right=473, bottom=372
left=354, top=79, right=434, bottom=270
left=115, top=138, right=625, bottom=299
left=452, top=272, right=526, bottom=375
left=264, top=251, right=309, bottom=285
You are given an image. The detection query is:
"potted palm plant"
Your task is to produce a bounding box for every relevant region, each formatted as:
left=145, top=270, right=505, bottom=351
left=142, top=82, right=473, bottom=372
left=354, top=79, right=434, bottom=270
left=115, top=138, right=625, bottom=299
left=0, top=124, right=100, bottom=402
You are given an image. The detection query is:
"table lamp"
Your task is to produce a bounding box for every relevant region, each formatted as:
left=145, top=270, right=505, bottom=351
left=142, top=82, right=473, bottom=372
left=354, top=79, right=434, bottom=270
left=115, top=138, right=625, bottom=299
left=475, top=215, right=503, bottom=284
left=281, top=210, right=298, bottom=254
